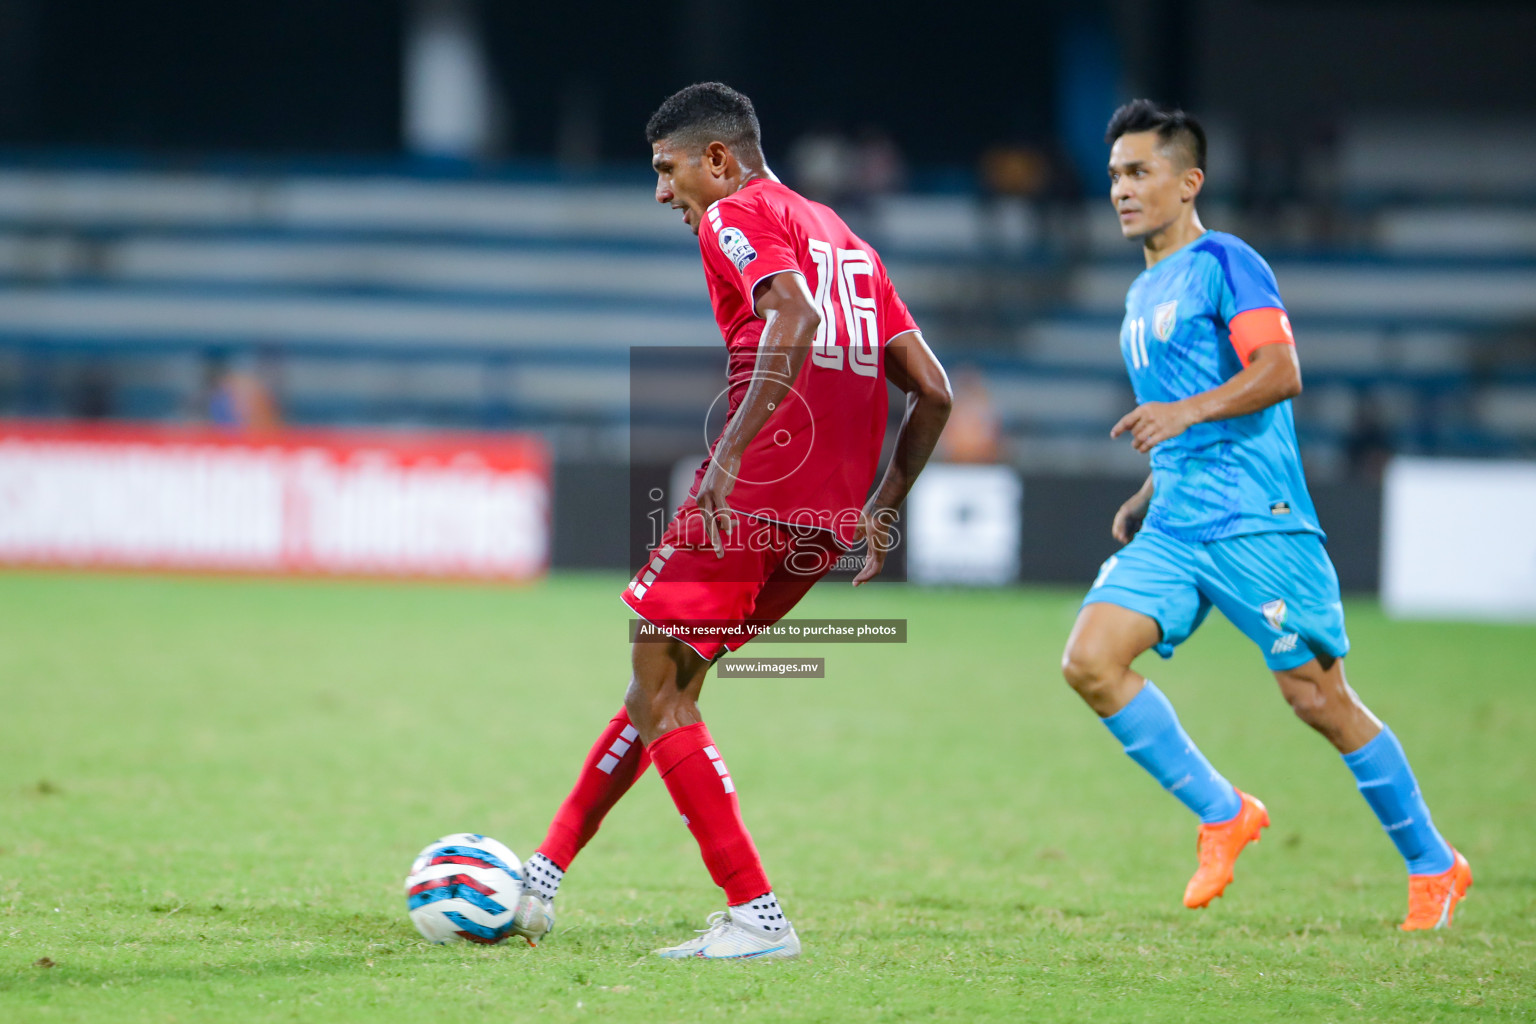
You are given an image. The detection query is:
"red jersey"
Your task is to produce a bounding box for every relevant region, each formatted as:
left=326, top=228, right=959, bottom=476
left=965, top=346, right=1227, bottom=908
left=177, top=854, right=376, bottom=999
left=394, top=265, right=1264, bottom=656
left=692, top=178, right=919, bottom=546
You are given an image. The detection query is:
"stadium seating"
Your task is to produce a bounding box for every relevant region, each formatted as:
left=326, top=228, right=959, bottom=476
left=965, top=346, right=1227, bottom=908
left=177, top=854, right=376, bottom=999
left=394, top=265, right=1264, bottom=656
left=1, top=138, right=1532, bottom=471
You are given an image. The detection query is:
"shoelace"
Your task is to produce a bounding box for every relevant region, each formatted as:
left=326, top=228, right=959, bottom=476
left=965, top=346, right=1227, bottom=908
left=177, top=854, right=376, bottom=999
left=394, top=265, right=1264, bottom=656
left=693, top=910, right=731, bottom=937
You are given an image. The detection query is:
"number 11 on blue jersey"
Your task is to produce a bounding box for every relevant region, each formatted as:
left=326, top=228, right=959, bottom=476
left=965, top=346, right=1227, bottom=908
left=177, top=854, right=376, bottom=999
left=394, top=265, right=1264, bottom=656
left=1126, top=317, right=1149, bottom=369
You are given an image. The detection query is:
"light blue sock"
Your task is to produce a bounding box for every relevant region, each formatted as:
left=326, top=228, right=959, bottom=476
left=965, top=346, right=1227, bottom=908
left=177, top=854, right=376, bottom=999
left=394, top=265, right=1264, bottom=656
left=1102, top=682, right=1242, bottom=824
left=1341, top=727, right=1454, bottom=875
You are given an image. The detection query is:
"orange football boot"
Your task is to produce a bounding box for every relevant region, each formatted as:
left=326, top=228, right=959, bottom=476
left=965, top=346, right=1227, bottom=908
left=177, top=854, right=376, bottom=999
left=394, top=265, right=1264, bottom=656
left=1183, top=790, right=1269, bottom=909
left=1401, top=849, right=1472, bottom=931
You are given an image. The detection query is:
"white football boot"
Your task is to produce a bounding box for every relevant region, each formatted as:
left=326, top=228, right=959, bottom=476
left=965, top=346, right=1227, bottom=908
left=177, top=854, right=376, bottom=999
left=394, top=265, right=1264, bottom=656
left=653, top=910, right=801, bottom=960
left=510, top=889, right=556, bottom=946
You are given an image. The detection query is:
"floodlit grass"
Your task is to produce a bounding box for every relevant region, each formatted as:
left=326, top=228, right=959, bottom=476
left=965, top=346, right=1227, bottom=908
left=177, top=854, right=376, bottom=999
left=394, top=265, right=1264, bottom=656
left=0, top=570, right=1532, bottom=1022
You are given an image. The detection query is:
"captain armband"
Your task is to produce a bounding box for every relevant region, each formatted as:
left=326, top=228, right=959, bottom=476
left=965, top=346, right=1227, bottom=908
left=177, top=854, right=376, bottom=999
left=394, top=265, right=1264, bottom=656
left=1229, top=307, right=1294, bottom=367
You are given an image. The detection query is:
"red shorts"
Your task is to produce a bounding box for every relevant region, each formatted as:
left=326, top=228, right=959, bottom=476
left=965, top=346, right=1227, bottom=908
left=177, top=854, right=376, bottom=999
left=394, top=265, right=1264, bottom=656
left=621, top=503, right=846, bottom=660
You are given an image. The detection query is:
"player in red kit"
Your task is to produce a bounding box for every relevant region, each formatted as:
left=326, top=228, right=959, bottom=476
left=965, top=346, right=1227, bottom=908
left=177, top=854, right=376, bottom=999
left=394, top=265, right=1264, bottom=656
left=509, top=82, right=951, bottom=960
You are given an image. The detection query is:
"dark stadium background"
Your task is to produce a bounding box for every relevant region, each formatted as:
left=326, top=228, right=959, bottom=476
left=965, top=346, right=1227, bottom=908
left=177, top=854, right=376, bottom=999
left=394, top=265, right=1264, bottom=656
left=8, top=2, right=1532, bottom=162
left=0, top=0, right=1533, bottom=591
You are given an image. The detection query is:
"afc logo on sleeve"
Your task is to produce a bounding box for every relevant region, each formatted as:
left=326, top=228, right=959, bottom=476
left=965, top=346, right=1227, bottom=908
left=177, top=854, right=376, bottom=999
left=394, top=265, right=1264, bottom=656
left=718, top=227, right=758, bottom=272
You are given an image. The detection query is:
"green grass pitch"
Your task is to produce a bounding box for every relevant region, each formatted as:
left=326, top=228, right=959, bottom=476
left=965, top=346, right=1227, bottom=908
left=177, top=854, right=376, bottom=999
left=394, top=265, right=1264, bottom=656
left=0, top=570, right=1532, bottom=1022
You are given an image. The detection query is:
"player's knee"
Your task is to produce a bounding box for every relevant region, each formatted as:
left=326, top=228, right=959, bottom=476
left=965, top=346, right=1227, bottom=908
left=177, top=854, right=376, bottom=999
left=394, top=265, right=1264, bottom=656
left=624, top=660, right=702, bottom=743
left=1060, top=640, right=1115, bottom=696
left=1286, top=691, right=1325, bottom=727
left=622, top=677, right=650, bottom=731
left=1278, top=676, right=1330, bottom=728
left=623, top=672, right=673, bottom=739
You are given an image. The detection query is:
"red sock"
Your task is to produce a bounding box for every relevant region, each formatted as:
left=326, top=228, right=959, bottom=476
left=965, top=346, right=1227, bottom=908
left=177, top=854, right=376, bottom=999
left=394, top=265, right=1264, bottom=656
left=648, top=722, right=771, bottom=905
left=536, top=707, right=651, bottom=870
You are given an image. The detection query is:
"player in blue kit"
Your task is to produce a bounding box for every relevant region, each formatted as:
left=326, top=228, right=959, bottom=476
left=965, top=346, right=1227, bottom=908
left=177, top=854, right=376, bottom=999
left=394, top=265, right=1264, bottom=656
left=1060, top=100, right=1471, bottom=930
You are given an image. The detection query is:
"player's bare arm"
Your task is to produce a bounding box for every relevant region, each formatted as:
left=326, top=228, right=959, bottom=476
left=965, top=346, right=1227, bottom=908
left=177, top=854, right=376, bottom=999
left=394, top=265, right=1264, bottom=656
left=694, top=271, right=821, bottom=557
left=1112, top=474, right=1156, bottom=543
left=1110, top=341, right=1301, bottom=454
left=853, top=330, right=952, bottom=585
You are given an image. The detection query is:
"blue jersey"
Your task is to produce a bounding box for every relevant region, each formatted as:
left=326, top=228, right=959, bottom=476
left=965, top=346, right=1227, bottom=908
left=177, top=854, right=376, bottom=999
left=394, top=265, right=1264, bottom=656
left=1119, top=230, right=1322, bottom=542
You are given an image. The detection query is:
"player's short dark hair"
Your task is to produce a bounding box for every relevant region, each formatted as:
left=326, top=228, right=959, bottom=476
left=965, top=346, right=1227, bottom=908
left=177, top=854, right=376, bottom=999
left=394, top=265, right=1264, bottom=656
left=645, top=82, right=762, bottom=155
left=1105, top=99, right=1206, bottom=171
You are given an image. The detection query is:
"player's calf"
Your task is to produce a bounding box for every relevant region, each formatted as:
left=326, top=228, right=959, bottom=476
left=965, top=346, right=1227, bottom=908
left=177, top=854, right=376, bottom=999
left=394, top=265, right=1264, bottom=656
left=1273, top=658, right=1380, bottom=754
left=1338, top=723, right=1464, bottom=928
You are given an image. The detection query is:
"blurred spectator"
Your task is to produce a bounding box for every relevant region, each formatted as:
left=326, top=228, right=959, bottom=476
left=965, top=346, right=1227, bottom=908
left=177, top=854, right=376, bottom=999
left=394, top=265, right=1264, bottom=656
left=978, top=143, right=1047, bottom=257
left=980, top=143, right=1052, bottom=199
left=979, top=141, right=1084, bottom=256
left=1240, top=129, right=1300, bottom=237
left=202, top=353, right=281, bottom=433
left=787, top=124, right=855, bottom=205
left=69, top=365, right=114, bottom=419
left=1343, top=393, right=1393, bottom=481
left=404, top=0, right=504, bottom=160
left=851, top=126, right=906, bottom=197
left=936, top=366, right=1003, bottom=464
left=1299, top=116, right=1344, bottom=243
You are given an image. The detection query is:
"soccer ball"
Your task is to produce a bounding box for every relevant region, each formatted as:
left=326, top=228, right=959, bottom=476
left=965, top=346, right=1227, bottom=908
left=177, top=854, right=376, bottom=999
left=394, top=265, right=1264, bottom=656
left=404, top=833, right=525, bottom=944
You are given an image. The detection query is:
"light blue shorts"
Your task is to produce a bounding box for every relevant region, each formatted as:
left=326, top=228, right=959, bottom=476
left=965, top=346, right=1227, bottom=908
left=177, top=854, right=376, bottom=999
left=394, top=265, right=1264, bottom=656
left=1082, top=527, right=1350, bottom=671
